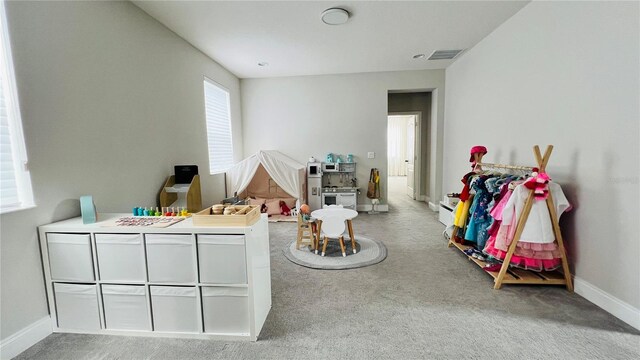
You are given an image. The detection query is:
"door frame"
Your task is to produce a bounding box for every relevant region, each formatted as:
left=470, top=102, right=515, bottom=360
left=387, top=111, right=422, bottom=201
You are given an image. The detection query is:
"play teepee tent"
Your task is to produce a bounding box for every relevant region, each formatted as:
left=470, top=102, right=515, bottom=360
left=225, top=150, right=306, bottom=207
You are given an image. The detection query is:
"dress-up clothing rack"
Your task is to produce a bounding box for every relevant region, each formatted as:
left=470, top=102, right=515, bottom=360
left=448, top=145, right=573, bottom=291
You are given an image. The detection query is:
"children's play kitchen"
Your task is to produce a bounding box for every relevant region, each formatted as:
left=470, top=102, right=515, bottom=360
left=307, top=153, right=358, bottom=211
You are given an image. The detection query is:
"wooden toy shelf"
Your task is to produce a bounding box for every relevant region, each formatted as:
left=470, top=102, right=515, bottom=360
left=160, top=175, right=202, bottom=213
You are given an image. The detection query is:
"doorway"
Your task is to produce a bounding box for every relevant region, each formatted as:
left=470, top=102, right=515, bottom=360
left=387, top=113, right=420, bottom=206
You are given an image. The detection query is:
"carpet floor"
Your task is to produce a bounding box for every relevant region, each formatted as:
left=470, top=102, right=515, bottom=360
left=16, top=183, right=640, bottom=359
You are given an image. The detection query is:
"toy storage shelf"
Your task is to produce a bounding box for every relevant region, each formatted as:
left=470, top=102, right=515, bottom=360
left=160, top=175, right=202, bottom=213
left=38, top=213, right=271, bottom=341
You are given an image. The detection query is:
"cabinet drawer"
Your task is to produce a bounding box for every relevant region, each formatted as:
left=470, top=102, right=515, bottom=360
left=202, top=286, right=249, bottom=335
left=95, top=234, right=145, bottom=282
left=198, top=235, right=247, bottom=284
left=47, top=233, right=94, bottom=281
left=438, top=204, right=453, bottom=227
left=339, top=193, right=356, bottom=207
left=150, top=286, right=198, bottom=333
left=102, top=285, right=150, bottom=331
left=146, top=234, right=196, bottom=283
left=54, top=283, right=101, bottom=330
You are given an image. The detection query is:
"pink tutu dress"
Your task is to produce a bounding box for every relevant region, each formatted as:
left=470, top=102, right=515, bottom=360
left=483, top=181, right=570, bottom=272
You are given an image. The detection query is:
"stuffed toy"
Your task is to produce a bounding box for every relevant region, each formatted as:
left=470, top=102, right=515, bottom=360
left=260, top=203, right=268, bottom=214
left=279, top=201, right=291, bottom=216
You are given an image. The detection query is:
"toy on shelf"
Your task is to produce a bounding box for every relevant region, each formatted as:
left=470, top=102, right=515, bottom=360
left=159, top=165, right=202, bottom=213
left=132, top=207, right=189, bottom=217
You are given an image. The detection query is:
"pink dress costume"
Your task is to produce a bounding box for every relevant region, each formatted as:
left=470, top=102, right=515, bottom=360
left=483, top=179, right=571, bottom=272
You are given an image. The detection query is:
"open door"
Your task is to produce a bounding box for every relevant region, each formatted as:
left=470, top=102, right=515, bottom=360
left=406, top=116, right=416, bottom=199
left=387, top=113, right=420, bottom=204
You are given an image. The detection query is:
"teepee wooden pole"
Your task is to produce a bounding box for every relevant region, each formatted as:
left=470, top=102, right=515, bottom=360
left=538, top=145, right=573, bottom=290
left=494, top=190, right=535, bottom=289
left=545, top=192, right=573, bottom=291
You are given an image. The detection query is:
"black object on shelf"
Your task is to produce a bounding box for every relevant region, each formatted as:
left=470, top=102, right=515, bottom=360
left=174, top=165, right=198, bottom=184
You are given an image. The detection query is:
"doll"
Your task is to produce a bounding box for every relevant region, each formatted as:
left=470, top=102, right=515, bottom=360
left=299, top=204, right=317, bottom=233
left=280, top=201, right=291, bottom=216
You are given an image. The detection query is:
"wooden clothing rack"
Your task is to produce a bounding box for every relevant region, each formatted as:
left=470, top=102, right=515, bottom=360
left=474, top=162, right=535, bottom=172
left=448, top=145, right=573, bottom=291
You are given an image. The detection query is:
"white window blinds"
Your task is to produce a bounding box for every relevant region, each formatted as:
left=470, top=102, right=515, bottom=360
left=0, top=1, right=33, bottom=213
left=0, top=71, right=18, bottom=207
left=204, top=79, right=233, bottom=174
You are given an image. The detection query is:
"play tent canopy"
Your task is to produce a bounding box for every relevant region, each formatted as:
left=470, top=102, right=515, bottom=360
left=225, top=150, right=306, bottom=206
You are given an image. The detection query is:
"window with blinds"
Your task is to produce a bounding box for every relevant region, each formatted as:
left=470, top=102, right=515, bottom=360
left=1, top=1, right=33, bottom=213
left=203, top=79, right=234, bottom=174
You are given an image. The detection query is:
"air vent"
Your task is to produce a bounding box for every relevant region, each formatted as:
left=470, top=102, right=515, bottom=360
left=428, top=49, right=464, bottom=60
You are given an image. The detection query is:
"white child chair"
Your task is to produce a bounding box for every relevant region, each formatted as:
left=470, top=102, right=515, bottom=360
left=296, top=213, right=315, bottom=250
left=318, top=214, right=348, bottom=257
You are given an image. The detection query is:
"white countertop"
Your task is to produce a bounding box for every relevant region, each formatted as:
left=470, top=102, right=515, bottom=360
left=39, top=213, right=266, bottom=234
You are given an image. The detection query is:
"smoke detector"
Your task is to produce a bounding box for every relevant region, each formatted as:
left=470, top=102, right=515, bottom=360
left=321, top=8, right=350, bottom=25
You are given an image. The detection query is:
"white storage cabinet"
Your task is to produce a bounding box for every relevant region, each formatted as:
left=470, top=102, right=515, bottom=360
left=438, top=201, right=455, bottom=227
left=39, top=213, right=271, bottom=341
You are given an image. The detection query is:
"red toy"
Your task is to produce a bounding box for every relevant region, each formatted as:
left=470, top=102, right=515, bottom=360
left=280, top=201, right=291, bottom=216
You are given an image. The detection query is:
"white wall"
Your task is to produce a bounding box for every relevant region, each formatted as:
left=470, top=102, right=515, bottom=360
left=444, top=0, right=639, bottom=321
left=0, top=0, right=241, bottom=342
left=240, top=71, right=445, bottom=209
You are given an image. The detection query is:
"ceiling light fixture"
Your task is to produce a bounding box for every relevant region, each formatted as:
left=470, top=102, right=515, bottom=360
left=321, top=8, right=350, bottom=25
left=412, top=54, right=426, bottom=59
left=258, top=62, right=269, bottom=67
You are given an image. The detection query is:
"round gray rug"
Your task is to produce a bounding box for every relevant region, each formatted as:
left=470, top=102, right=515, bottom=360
left=283, top=236, right=387, bottom=270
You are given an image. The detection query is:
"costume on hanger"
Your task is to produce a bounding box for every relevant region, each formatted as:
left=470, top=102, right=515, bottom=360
left=448, top=144, right=573, bottom=290
left=464, top=176, right=493, bottom=249
left=483, top=179, right=571, bottom=271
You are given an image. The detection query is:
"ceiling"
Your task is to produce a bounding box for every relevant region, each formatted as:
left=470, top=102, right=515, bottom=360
left=132, top=1, right=530, bottom=79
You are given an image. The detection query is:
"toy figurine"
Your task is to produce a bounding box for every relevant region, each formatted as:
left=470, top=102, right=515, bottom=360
left=299, top=204, right=317, bottom=233
left=280, top=201, right=291, bottom=216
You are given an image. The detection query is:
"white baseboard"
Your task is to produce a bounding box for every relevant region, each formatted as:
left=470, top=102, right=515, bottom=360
left=428, top=202, right=438, bottom=211
left=357, top=204, right=389, bottom=212
left=574, top=277, right=640, bottom=330
left=0, top=316, right=52, bottom=360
